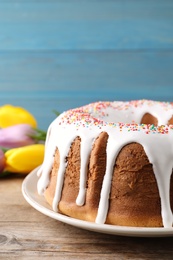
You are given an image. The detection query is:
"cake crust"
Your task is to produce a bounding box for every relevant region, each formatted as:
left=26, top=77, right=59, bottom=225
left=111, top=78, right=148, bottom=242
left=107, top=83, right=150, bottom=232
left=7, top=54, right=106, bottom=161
left=45, top=138, right=173, bottom=227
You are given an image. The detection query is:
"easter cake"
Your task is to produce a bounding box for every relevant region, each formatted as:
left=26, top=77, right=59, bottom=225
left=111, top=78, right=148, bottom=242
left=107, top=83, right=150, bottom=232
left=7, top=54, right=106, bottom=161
left=37, top=100, right=173, bottom=227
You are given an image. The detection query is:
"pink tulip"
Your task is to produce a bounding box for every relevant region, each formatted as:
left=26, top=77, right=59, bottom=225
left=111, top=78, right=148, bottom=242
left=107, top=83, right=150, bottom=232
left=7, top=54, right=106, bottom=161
left=0, top=149, right=5, bottom=173
left=0, top=124, right=36, bottom=149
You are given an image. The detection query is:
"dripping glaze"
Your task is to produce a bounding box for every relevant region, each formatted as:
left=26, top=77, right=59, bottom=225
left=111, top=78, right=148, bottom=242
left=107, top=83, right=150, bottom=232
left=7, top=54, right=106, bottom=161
left=37, top=100, right=173, bottom=228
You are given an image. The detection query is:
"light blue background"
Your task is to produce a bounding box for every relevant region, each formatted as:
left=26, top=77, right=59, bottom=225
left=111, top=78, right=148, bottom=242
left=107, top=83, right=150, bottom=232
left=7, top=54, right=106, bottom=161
left=0, top=0, right=172, bottom=129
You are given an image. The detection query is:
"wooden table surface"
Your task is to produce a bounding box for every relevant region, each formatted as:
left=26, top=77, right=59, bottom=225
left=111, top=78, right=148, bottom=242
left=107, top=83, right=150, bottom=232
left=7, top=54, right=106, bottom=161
left=0, top=175, right=173, bottom=260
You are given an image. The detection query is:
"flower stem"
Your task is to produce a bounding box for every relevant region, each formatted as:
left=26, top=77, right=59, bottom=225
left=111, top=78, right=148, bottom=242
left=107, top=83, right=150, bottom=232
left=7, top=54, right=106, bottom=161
left=29, top=128, right=47, bottom=142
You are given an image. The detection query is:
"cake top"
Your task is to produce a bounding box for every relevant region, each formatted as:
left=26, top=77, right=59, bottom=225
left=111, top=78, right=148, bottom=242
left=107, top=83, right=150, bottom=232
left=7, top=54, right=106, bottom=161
left=58, top=99, right=173, bottom=134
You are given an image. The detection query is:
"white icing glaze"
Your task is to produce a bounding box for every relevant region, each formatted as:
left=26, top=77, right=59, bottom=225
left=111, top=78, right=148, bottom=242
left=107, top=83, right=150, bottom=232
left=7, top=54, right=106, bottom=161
left=37, top=100, right=173, bottom=227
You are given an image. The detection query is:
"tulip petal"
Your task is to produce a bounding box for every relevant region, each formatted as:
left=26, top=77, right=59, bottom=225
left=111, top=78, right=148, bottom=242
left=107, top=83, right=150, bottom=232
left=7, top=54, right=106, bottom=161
left=0, top=105, right=37, bottom=128
left=0, top=124, right=36, bottom=148
left=5, top=144, right=45, bottom=173
left=0, top=149, right=5, bottom=173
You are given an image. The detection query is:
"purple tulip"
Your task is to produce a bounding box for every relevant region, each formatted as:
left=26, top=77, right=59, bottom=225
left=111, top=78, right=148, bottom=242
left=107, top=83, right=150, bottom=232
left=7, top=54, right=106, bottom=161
left=0, top=124, right=36, bottom=149
left=0, top=149, right=5, bottom=173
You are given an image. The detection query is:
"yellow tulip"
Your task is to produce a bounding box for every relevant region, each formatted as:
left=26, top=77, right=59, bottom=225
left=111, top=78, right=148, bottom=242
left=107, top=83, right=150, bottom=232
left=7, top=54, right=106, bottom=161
left=0, top=104, right=37, bottom=128
left=5, top=144, right=45, bottom=174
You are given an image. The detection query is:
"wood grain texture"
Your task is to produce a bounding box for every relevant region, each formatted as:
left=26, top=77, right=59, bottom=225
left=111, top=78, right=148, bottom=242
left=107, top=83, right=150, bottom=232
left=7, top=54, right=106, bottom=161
left=0, top=2, right=173, bottom=259
left=1, top=176, right=173, bottom=259
left=0, top=0, right=172, bottom=129
left=0, top=0, right=172, bottom=51
left=0, top=50, right=173, bottom=129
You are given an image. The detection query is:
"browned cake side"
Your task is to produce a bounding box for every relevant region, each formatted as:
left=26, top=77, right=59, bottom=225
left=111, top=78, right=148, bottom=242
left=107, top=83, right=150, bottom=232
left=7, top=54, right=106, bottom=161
left=45, top=131, right=109, bottom=222
left=141, top=112, right=173, bottom=125
left=107, top=143, right=164, bottom=227
left=44, top=113, right=173, bottom=227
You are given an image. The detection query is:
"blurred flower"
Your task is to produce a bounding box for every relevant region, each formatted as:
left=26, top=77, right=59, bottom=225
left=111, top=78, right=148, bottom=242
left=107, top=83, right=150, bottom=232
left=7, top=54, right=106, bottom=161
left=0, top=149, right=5, bottom=173
left=0, top=124, right=36, bottom=149
left=5, top=144, right=45, bottom=174
left=0, top=104, right=51, bottom=176
left=0, top=104, right=37, bottom=128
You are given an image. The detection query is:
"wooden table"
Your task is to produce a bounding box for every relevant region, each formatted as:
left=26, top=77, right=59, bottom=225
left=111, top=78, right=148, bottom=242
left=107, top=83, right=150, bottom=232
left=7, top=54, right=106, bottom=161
left=0, top=176, right=173, bottom=259
left=0, top=2, right=173, bottom=258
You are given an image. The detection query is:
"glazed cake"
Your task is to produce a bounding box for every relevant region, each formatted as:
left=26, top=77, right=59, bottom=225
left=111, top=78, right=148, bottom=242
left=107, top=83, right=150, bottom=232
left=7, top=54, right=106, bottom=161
left=37, top=100, right=173, bottom=227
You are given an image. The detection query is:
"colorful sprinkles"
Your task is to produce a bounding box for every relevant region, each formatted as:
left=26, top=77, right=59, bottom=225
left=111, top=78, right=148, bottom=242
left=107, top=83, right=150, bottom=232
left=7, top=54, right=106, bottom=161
left=59, top=100, right=173, bottom=135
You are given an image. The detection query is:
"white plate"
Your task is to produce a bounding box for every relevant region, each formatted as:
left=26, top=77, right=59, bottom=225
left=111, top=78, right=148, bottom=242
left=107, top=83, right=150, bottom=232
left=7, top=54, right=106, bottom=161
left=22, top=167, right=173, bottom=237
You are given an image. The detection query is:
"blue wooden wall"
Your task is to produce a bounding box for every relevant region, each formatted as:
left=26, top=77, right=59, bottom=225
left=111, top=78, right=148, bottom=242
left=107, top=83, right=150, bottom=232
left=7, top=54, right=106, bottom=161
left=0, top=0, right=172, bottom=129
